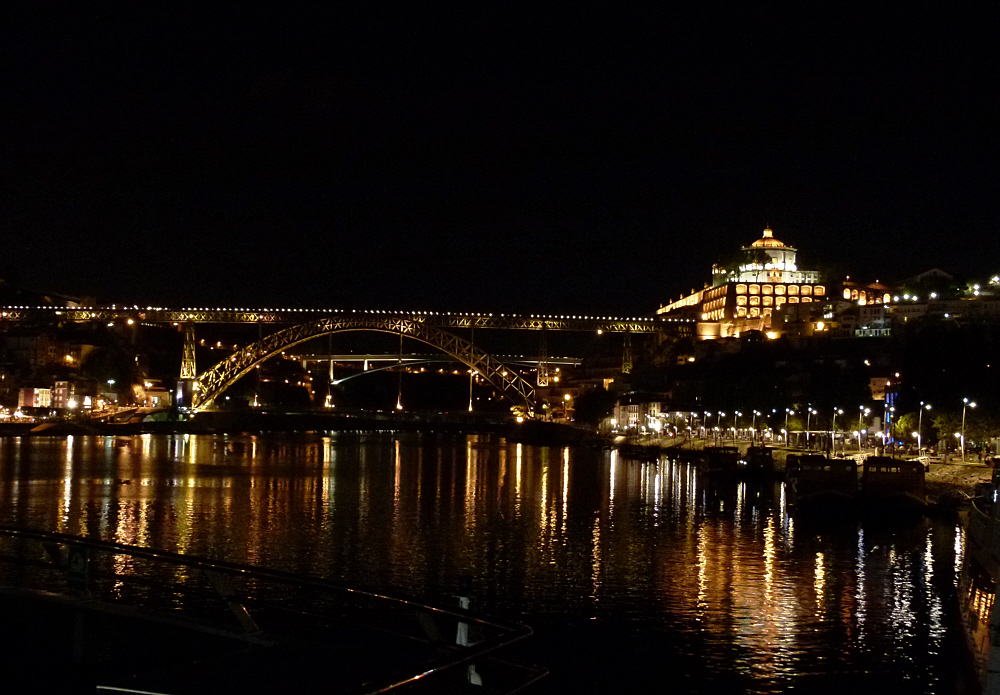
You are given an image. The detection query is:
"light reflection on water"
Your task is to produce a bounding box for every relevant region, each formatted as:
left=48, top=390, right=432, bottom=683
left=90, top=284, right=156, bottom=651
left=0, top=433, right=970, bottom=693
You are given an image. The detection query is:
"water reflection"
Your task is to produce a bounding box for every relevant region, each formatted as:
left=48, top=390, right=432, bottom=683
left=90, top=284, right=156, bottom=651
left=0, top=433, right=968, bottom=693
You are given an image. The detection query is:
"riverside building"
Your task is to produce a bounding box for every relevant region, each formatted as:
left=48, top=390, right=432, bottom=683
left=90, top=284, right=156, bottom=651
left=658, top=227, right=827, bottom=339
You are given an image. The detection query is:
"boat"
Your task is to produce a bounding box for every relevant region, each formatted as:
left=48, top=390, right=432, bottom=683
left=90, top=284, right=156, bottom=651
left=785, top=454, right=858, bottom=510
left=701, top=445, right=740, bottom=474
left=738, top=445, right=777, bottom=478
left=859, top=456, right=927, bottom=512
left=960, top=479, right=1000, bottom=692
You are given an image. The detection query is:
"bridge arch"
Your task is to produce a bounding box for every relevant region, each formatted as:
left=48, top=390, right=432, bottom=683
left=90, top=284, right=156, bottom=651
left=192, top=315, right=536, bottom=412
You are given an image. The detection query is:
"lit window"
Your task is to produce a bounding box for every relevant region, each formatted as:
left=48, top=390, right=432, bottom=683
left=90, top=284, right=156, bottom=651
left=736, top=284, right=747, bottom=295
left=787, top=285, right=799, bottom=296
left=736, top=307, right=747, bottom=317
left=750, top=307, right=760, bottom=317
left=801, top=297, right=812, bottom=303
left=843, top=288, right=852, bottom=300
left=736, top=296, right=748, bottom=306
left=749, top=296, right=760, bottom=306
left=749, top=284, right=760, bottom=295
left=762, top=284, right=773, bottom=295
left=775, top=296, right=786, bottom=306
left=763, top=296, right=773, bottom=306
left=800, top=285, right=812, bottom=296
left=815, top=285, right=825, bottom=296
left=883, top=293, right=891, bottom=303
left=774, top=285, right=786, bottom=295
left=788, top=297, right=799, bottom=304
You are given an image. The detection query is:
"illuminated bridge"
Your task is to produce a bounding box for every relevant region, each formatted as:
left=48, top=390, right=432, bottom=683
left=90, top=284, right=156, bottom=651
left=0, top=305, right=692, bottom=334
left=1, top=305, right=694, bottom=413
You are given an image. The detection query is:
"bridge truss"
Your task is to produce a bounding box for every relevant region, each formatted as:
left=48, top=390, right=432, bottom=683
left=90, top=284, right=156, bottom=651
left=193, top=315, right=537, bottom=412
left=0, top=306, right=693, bottom=335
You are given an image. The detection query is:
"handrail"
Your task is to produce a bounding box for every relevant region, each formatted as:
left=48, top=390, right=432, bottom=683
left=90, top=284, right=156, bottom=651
left=0, top=525, right=545, bottom=694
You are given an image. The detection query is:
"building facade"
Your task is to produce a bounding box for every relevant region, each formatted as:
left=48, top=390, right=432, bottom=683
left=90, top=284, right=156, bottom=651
left=658, top=227, right=827, bottom=339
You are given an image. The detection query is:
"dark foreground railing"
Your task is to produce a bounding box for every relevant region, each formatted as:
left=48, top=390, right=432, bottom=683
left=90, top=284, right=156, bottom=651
left=0, top=526, right=546, bottom=694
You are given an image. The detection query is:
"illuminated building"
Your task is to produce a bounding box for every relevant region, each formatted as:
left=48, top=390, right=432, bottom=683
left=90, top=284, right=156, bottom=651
left=658, top=227, right=826, bottom=339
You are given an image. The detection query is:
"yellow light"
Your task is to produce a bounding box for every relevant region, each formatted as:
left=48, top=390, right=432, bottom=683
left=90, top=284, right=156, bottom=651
left=127, top=318, right=135, bottom=325
left=564, top=394, right=571, bottom=401
left=766, top=331, right=778, bottom=339
left=816, top=322, right=825, bottom=330
left=516, top=416, right=524, bottom=423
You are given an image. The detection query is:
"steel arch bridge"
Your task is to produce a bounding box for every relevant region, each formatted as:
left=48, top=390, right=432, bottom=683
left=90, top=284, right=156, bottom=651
left=192, top=315, right=536, bottom=412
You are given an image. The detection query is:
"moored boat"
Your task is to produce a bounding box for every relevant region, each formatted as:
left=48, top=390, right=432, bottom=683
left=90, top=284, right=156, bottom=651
left=786, top=454, right=858, bottom=511
left=738, top=445, right=777, bottom=478
left=701, top=445, right=740, bottom=474
left=960, top=485, right=1000, bottom=693
left=859, top=456, right=927, bottom=512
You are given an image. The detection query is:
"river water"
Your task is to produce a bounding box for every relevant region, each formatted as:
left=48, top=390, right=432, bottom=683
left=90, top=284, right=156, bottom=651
left=0, top=433, right=973, bottom=694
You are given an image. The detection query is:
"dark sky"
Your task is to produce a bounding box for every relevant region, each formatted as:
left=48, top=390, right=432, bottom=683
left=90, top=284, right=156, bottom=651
left=2, top=4, right=998, bottom=314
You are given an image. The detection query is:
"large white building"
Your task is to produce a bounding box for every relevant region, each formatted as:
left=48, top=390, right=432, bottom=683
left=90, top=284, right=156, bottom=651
left=658, top=227, right=827, bottom=338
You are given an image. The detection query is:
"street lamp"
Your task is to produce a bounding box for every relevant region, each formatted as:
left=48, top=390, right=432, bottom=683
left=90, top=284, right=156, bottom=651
left=752, top=410, right=761, bottom=442
left=807, top=407, right=817, bottom=448
left=857, top=406, right=870, bottom=451
left=917, top=402, right=931, bottom=454
left=704, top=411, right=712, bottom=439
left=831, top=408, right=844, bottom=455
left=962, top=398, right=977, bottom=461
left=733, top=412, right=741, bottom=442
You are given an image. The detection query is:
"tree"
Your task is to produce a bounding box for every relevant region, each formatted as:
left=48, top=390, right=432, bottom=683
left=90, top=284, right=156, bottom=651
left=572, top=387, right=616, bottom=426
left=931, top=411, right=962, bottom=450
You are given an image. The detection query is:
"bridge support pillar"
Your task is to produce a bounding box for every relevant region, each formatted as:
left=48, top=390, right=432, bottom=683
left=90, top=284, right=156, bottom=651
left=177, top=324, right=198, bottom=408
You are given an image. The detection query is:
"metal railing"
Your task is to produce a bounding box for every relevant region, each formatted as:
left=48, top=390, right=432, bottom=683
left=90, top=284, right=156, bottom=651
left=0, top=526, right=546, bottom=694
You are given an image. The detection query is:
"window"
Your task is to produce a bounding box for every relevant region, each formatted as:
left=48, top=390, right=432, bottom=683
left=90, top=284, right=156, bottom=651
left=801, top=296, right=812, bottom=303
left=762, top=284, right=773, bottom=295
left=788, top=297, right=799, bottom=304
left=843, top=288, right=852, bottom=300
left=736, top=284, right=747, bottom=294
left=800, top=285, right=812, bottom=296
left=788, top=285, right=799, bottom=295
left=750, top=307, right=760, bottom=317
left=774, top=285, right=786, bottom=295
left=775, top=296, right=786, bottom=306
left=736, top=296, right=747, bottom=306
left=749, top=296, right=760, bottom=306
left=815, top=285, right=825, bottom=296
left=749, top=284, right=760, bottom=295
left=763, top=296, right=773, bottom=306
left=736, top=307, right=747, bottom=317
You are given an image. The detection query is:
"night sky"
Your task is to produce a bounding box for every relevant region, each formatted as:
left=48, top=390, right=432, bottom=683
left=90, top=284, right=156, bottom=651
left=2, top=4, right=998, bottom=314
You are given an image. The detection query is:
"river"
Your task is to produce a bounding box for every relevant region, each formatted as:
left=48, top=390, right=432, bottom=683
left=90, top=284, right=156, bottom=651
left=0, top=432, right=973, bottom=693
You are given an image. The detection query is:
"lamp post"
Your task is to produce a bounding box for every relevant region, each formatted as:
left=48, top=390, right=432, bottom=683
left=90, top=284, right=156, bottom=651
left=807, top=407, right=817, bottom=449
left=917, top=402, right=931, bottom=454
left=752, top=410, right=761, bottom=442
left=857, top=406, right=870, bottom=451
left=704, top=411, right=712, bottom=440
left=962, top=398, right=977, bottom=461
left=733, top=411, right=741, bottom=442
left=831, top=408, right=843, bottom=456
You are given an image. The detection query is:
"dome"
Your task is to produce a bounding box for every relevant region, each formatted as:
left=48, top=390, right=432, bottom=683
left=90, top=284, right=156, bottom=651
left=750, top=227, right=788, bottom=248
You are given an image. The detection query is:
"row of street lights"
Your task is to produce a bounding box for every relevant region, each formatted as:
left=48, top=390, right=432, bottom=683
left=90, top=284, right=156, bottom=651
left=656, top=397, right=982, bottom=459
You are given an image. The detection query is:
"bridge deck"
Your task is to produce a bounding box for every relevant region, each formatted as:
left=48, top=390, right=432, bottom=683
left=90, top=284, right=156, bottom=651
left=0, top=306, right=693, bottom=333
